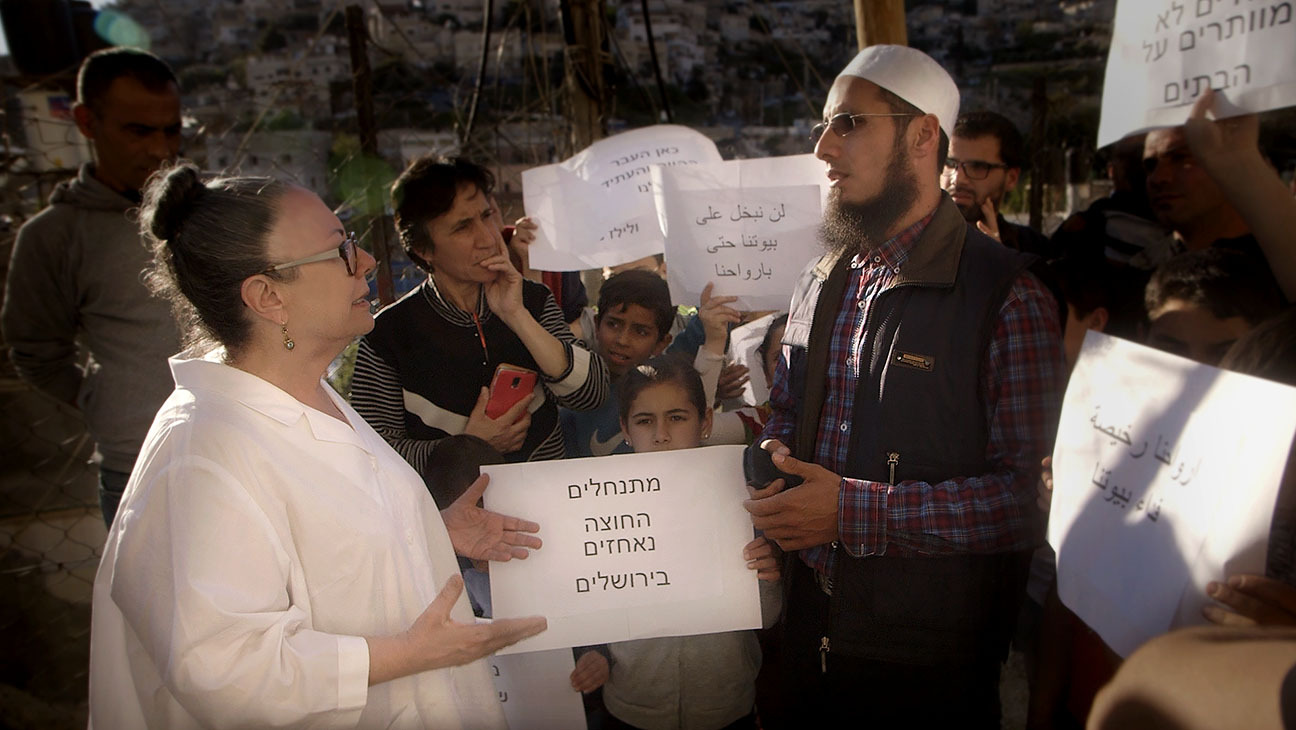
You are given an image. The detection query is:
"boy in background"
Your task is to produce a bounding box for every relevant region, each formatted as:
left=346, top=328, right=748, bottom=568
left=562, top=270, right=678, bottom=457
left=1143, top=247, right=1286, bottom=366
left=561, top=270, right=747, bottom=457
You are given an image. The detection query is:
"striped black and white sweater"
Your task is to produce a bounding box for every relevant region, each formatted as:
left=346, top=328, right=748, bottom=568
left=350, top=277, right=609, bottom=471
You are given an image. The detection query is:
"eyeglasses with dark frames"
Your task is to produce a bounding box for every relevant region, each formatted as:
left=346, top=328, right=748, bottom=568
left=810, top=112, right=919, bottom=142
left=264, top=231, right=360, bottom=277
left=943, top=158, right=1009, bottom=181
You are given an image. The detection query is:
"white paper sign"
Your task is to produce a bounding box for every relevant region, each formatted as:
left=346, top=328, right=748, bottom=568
left=1048, top=331, right=1296, bottom=657
left=654, top=154, right=826, bottom=311
left=483, top=445, right=761, bottom=655
left=488, top=646, right=586, bottom=730
left=1097, top=0, right=1296, bottom=147
left=726, top=313, right=779, bottom=406
left=522, top=125, right=723, bottom=271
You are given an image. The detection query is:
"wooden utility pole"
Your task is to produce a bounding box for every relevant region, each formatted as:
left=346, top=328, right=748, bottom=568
left=561, top=0, right=608, bottom=155
left=559, top=0, right=609, bottom=303
left=345, top=4, right=395, bottom=306
left=1029, top=77, right=1047, bottom=232
left=854, top=0, right=907, bottom=49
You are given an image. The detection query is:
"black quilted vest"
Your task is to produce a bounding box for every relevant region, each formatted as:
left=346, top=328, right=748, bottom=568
left=790, top=197, right=1036, bottom=665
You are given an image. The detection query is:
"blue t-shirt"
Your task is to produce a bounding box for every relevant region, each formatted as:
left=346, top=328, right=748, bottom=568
left=560, top=393, right=632, bottom=458
left=665, top=312, right=705, bottom=358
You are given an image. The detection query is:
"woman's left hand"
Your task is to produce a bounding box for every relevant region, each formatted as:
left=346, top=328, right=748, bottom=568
left=442, top=473, right=542, bottom=561
left=481, top=237, right=527, bottom=323
left=743, top=535, right=782, bottom=581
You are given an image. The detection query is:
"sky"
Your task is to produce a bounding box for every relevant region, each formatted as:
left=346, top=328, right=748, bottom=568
left=0, top=0, right=115, bottom=60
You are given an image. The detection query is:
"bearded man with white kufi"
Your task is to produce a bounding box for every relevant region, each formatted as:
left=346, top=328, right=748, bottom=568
left=742, top=44, right=1066, bottom=727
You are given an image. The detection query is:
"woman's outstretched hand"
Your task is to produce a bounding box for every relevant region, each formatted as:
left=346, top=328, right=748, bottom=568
left=442, top=473, right=542, bottom=562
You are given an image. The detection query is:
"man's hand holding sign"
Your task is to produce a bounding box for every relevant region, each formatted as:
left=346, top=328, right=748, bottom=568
left=1179, top=88, right=1296, bottom=299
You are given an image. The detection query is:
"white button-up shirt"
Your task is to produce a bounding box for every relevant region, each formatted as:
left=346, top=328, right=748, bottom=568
left=89, top=349, right=507, bottom=729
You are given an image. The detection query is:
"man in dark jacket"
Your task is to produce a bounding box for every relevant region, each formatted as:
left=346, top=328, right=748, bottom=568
left=942, top=110, right=1055, bottom=257
left=744, top=45, right=1066, bottom=728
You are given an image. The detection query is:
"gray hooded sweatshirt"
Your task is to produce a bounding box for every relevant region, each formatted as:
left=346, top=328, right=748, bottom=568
left=3, top=164, right=180, bottom=473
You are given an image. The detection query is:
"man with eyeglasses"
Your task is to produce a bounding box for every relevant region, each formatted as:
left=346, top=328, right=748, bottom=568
left=743, top=45, right=1064, bottom=727
left=942, top=110, right=1055, bottom=258
left=2, top=48, right=183, bottom=529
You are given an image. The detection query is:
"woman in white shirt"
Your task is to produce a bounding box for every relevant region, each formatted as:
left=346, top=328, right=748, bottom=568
left=88, top=163, right=546, bottom=729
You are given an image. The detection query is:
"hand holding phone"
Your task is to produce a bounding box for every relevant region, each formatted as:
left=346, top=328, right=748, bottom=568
left=486, top=364, right=538, bottom=420
left=744, top=442, right=804, bottom=489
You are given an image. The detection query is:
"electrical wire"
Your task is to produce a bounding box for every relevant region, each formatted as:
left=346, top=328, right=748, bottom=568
left=462, top=0, right=494, bottom=146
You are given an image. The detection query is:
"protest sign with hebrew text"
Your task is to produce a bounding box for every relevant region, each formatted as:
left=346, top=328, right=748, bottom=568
left=483, top=445, right=761, bottom=655
left=1097, top=0, right=1296, bottom=147
left=522, top=125, right=722, bottom=271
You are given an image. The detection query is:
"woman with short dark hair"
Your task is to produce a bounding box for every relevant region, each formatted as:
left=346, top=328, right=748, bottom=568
left=89, top=162, right=546, bottom=729
left=350, top=156, right=608, bottom=469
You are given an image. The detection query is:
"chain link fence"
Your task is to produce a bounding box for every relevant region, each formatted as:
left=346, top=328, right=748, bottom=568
left=0, top=218, right=99, bottom=728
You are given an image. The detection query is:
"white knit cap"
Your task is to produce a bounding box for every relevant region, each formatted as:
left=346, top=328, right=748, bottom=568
left=836, top=44, right=960, bottom=139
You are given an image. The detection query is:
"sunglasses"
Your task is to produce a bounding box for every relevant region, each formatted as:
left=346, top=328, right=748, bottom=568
left=810, top=112, right=918, bottom=142
left=943, top=158, right=1009, bottom=181
left=264, top=231, right=360, bottom=277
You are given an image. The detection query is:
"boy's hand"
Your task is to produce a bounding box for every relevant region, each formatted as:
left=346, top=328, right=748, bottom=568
left=569, top=651, right=609, bottom=692
left=698, top=282, right=741, bottom=355
left=716, top=362, right=750, bottom=402
left=744, top=535, right=782, bottom=581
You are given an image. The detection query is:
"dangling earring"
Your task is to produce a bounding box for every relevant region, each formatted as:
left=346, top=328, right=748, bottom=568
left=281, top=321, right=295, bottom=351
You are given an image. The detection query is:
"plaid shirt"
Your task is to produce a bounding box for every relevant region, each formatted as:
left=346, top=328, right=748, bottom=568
left=762, top=214, right=1065, bottom=576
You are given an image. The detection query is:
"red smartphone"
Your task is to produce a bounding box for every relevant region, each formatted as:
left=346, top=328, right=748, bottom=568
left=485, top=364, right=537, bottom=420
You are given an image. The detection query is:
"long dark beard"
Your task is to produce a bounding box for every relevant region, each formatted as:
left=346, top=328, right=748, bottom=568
left=819, top=138, right=920, bottom=258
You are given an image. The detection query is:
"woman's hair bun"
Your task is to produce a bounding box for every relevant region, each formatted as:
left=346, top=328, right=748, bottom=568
left=141, top=162, right=205, bottom=242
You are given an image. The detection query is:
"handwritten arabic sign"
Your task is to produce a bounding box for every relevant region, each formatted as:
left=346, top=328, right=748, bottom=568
left=1097, top=0, right=1296, bottom=147
left=1048, top=332, right=1296, bottom=657
left=522, top=125, right=723, bottom=271
left=654, top=154, right=825, bottom=311
left=487, top=644, right=586, bottom=730
left=483, top=445, right=761, bottom=655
